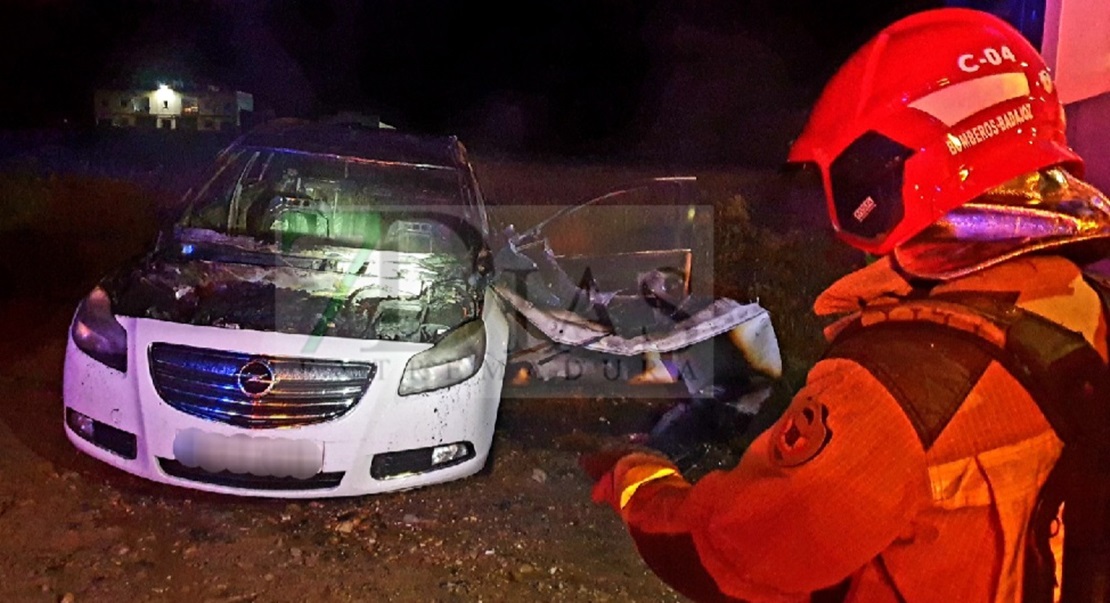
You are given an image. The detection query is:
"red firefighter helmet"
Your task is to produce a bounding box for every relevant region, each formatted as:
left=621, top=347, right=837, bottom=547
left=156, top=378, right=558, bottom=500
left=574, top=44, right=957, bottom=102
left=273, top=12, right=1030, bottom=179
left=788, top=8, right=1084, bottom=255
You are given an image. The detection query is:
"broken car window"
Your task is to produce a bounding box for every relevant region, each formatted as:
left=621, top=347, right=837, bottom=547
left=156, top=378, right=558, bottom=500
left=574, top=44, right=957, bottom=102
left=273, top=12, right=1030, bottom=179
left=180, top=148, right=477, bottom=254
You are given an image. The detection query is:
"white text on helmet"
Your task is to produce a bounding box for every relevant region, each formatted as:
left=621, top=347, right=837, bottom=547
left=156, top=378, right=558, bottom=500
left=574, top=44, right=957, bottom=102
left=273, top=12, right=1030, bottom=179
left=957, top=46, right=1018, bottom=73
left=945, top=102, right=1034, bottom=155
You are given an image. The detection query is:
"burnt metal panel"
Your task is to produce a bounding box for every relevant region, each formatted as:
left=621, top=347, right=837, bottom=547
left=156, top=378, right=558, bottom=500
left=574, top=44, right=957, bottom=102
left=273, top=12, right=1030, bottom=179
left=235, top=120, right=466, bottom=168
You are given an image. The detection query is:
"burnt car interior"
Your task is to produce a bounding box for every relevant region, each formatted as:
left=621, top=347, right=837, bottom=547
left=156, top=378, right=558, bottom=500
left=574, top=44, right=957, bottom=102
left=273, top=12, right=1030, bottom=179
left=183, top=148, right=483, bottom=257
left=492, top=178, right=780, bottom=404
left=102, top=132, right=494, bottom=344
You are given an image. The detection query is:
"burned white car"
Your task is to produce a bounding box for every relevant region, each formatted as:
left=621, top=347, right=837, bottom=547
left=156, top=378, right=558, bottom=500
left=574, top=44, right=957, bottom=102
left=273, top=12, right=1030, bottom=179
left=64, top=119, right=783, bottom=497
left=64, top=120, right=509, bottom=497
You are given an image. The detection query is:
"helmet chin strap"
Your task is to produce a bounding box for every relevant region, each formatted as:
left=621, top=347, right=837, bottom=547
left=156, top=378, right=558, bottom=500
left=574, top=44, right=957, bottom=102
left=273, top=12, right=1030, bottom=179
left=893, top=168, right=1110, bottom=281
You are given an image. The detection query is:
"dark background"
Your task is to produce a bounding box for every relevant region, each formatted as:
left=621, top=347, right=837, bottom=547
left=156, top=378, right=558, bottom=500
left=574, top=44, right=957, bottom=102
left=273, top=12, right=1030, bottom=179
left=0, top=0, right=972, bottom=166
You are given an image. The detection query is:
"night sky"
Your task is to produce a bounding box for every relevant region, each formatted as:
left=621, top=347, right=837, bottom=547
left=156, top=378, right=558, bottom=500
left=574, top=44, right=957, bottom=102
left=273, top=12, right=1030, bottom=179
left=0, top=0, right=946, bottom=163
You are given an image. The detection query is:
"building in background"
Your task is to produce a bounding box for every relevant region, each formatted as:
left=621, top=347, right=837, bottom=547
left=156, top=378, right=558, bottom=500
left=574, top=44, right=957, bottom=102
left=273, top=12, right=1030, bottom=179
left=94, top=83, right=254, bottom=132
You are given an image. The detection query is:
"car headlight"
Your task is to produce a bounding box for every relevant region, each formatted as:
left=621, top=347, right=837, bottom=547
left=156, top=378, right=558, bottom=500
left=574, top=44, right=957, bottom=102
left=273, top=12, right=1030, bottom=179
left=398, top=319, right=486, bottom=396
left=71, top=286, right=128, bottom=372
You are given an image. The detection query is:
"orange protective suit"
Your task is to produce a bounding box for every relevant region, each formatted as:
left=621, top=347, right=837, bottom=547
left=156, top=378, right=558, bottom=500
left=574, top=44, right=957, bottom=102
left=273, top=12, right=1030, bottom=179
left=593, top=253, right=1107, bottom=602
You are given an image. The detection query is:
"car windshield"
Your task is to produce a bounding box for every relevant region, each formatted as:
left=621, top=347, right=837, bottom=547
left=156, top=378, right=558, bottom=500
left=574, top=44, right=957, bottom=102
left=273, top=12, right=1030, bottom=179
left=177, top=147, right=480, bottom=255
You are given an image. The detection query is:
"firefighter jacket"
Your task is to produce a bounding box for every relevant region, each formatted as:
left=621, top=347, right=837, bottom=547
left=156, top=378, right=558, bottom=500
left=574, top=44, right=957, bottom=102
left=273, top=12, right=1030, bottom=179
left=592, top=253, right=1108, bottom=602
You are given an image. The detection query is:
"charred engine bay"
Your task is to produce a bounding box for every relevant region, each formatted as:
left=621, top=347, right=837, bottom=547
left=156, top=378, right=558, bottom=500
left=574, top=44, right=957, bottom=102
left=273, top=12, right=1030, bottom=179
left=103, top=251, right=482, bottom=343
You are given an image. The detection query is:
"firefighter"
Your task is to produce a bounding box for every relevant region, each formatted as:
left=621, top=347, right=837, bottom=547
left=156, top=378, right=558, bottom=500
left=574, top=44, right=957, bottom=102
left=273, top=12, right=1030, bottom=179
left=582, top=8, right=1110, bottom=602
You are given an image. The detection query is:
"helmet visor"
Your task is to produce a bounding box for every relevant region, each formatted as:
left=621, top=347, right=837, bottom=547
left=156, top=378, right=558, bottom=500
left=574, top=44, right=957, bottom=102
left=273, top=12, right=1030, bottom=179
left=894, top=168, right=1110, bottom=279
left=827, top=131, right=915, bottom=246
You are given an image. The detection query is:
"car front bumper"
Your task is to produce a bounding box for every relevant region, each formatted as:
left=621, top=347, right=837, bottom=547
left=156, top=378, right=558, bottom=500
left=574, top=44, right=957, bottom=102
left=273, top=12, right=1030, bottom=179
left=62, top=294, right=509, bottom=498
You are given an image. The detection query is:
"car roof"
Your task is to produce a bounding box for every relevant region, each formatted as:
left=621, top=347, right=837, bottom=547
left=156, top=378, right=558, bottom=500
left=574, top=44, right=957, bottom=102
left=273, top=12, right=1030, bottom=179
left=230, top=119, right=469, bottom=169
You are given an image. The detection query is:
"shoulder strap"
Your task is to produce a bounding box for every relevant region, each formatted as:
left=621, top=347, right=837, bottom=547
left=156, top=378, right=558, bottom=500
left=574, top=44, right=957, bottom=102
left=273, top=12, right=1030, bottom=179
left=824, top=319, right=994, bottom=449
left=1054, top=270, right=1110, bottom=603
left=826, top=293, right=1108, bottom=448
left=824, top=289, right=1110, bottom=603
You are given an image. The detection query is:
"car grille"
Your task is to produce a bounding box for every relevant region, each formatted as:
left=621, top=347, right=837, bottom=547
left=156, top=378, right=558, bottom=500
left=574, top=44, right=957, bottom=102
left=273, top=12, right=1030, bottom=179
left=148, top=343, right=376, bottom=429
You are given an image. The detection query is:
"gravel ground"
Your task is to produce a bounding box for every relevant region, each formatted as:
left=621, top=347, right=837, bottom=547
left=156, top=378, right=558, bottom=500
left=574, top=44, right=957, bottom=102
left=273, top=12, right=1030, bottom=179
left=0, top=297, right=741, bottom=603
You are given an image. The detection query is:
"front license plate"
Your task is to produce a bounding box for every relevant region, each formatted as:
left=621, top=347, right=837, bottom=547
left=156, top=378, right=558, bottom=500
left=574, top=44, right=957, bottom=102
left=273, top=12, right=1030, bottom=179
left=172, top=428, right=324, bottom=479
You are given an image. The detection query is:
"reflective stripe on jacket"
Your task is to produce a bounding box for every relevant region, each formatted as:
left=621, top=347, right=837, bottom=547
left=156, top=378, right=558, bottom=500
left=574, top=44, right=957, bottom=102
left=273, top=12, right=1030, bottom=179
left=605, top=255, right=1107, bottom=602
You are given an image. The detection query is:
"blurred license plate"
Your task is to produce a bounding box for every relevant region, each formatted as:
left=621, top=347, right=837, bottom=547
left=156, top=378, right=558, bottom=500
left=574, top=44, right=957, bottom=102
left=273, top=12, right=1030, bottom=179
left=172, top=428, right=324, bottom=479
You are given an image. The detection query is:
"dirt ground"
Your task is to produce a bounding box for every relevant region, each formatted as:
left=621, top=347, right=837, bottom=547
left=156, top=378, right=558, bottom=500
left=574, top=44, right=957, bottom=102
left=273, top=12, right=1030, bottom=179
left=0, top=296, right=727, bottom=603
left=0, top=150, right=851, bottom=603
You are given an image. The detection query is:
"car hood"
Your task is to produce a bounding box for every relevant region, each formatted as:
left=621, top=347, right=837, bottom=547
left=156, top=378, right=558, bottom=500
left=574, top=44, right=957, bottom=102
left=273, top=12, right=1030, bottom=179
left=102, top=242, right=483, bottom=344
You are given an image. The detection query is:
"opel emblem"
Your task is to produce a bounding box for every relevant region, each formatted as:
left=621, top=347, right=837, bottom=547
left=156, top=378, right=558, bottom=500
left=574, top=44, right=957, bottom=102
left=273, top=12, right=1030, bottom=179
left=237, top=359, right=276, bottom=398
